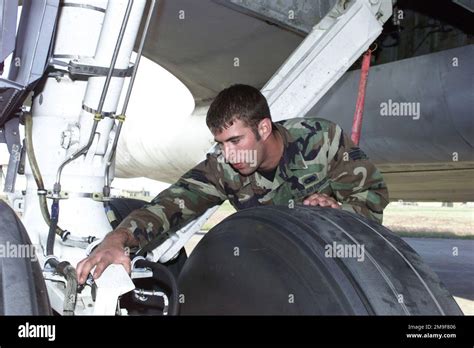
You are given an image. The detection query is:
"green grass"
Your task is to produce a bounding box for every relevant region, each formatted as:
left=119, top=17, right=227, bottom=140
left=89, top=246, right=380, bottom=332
left=383, top=204, right=473, bottom=239
left=391, top=230, right=474, bottom=240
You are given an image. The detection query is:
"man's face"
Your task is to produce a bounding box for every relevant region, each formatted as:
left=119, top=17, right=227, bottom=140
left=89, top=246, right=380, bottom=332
left=213, top=118, right=264, bottom=176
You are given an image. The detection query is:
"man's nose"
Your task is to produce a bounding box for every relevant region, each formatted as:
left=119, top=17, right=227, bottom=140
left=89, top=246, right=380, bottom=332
left=223, top=144, right=235, bottom=162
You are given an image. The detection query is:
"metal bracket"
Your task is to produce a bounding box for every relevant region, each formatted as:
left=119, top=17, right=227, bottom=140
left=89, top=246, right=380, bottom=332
left=144, top=204, right=220, bottom=263
left=44, top=190, right=109, bottom=201
left=262, top=0, right=393, bottom=121
left=0, top=0, right=60, bottom=124
left=2, top=117, right=21, bottom=192
left=69, top=60, right=134, bottom=78
left=0, top=0, right=18, bottom=62
left=82, top=104, right=116, bottom=118
left=90, top=191, right=111, bottom=202
left=46, top=190, right=70, bottom=200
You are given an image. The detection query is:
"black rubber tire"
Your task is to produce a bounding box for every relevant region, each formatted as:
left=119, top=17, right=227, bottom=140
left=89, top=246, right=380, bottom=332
left=0, top=200, right=52, bottom=315
left=178, top=205, right=463, bottom=315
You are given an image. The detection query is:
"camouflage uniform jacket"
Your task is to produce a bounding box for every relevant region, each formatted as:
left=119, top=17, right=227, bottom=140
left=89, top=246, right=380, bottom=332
left=117, top=117, right=389, bottom=249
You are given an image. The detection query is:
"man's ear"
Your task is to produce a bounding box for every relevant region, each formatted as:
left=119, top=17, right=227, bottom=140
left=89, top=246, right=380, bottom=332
left=258, top=118, right=273, bottom=141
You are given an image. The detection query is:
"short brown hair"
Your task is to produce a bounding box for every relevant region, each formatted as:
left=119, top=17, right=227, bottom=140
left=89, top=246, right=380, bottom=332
left=206, top=84, right=272, bottom=136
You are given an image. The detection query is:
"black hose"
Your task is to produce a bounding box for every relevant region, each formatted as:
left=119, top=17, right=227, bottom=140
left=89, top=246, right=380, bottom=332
left=24, top=113, right=66, bottom=239
left=45, top=259, right=77, bottom=315
left=46, top=199, right=59, bottom=256
left=135, top=259, right=180, bottom=316
left=46, top=259, right=77, bottom=315
left=56, top=261, right=78, bottom=316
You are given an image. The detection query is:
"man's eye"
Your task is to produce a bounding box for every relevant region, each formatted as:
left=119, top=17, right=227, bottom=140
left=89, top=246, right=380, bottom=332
left=231, top=139, right=240, bottom=144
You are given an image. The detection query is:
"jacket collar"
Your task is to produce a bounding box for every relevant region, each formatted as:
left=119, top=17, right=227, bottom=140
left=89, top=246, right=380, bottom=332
left=276, top=123, right=308, bottom=171
left=240, top=123, right=308, bottom=191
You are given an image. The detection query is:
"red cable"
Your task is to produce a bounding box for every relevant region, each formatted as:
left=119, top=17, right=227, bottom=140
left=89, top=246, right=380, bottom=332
left=351, top=49, right=372, bottom=146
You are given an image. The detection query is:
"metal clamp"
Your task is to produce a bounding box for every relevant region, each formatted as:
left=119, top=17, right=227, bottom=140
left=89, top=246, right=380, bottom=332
left=46, top=190, right=70, bottom=200
left=85, top=238, right=103, bottom=256
left=69, top=60, right=134, bottom=78
left=82, top=104, right=116, bottom=118
left=45, top=190, right=108, bottom=201
left=43, top=255, right=60, bottom=270
left=131, top=256, right=147, bottom=270
left=132, top=288, right=169, bottom=315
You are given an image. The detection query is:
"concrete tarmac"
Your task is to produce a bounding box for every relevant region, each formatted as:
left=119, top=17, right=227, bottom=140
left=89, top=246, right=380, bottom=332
left=404, top=237, right=474, bottom=315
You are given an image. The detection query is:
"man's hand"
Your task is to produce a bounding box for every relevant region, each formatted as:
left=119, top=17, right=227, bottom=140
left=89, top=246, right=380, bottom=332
left=303, top=193, right=341, bottom=209
left=76, top=228, right=137, bottom=284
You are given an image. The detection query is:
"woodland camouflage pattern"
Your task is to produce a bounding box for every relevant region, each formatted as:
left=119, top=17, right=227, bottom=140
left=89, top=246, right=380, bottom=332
left=118, top=117, right=389, bottom=248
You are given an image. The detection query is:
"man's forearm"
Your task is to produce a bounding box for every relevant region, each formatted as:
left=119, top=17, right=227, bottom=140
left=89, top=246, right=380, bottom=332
left=104, top=227, right=140, bottom=248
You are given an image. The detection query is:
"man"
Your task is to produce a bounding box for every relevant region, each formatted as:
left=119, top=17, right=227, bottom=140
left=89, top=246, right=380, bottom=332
left=77, top=84, right=389, bottom=284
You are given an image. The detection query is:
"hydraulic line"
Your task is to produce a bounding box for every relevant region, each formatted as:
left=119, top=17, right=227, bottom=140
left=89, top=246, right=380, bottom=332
left=46, top=199, right=59, bottom=256
left=46, top=258, right=78, bottom=316
left=25, top=113, right=95, bottom=249
left=134, top=258, right=179, bottom=316
left=55, top=0, right=135, bottom=191
left=133, top=288, right=170, bottom=315
left=24, top=112, right=64, bottom=237
left=47, top=0, right=135, bottom=256
left=103, top=0, right=156, bottom=228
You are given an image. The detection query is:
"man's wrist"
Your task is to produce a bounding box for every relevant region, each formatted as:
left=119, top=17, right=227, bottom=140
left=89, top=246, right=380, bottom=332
left=106, top=228, right=139, bottom=248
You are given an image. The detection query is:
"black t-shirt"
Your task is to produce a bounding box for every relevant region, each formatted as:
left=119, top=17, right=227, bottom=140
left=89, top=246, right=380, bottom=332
left=258, top=167, right=277, bottom=182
